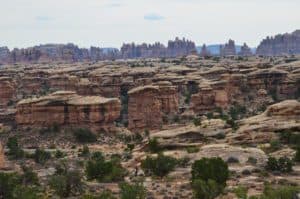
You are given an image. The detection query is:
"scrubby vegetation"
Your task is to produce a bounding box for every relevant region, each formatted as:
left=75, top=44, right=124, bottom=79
left=191, top=157, right=229, bottom=199
left=85, top=152, right=126, bottom=182
left=141, top=153, right=177, bottom=177
left=73, top=128, right=97, bottom=143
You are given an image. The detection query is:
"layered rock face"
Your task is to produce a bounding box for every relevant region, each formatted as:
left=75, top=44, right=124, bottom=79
left=0, top=77, right=16, bottom=106
left=239, top=43, right=253, bottom=56
left=231, top=100, right=300, bottom=144
left=16, top=91, right=121, bottom=129
left=0, top=142, right=4, bottom=169
left=220, top=39, right=236, bottom=56
left=128, top=84, right=179, bottom=132
left=256, top=30, right=300, bottom=56
left=167, top=37, right=197, bottom=57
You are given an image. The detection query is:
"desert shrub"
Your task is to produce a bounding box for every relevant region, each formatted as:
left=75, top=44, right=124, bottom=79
left=229, top=105, right=246, bottom=120
left=258, top=184, right=299, bottom=199
left=226, top=119, right=239, bottom=131
left=0, top=171, right=42, bottom=199
left=78, top=145, right=90, bottom=158
left=141, top=153, right=177, bottom=177
left=85, top=152, right=126, bottom=182
left=148, top=138, right=161, bottom=153
left=21, top=166, right=39, bottom=186
left=278, top=130, right=300, bottom=146
left=50, top=163, right=83, bottom=198
left=233, top=186, right=248, bottom=199
left=227, top=156, right=239, bottom=164
left=33, top=148, right=51, bottom=165
left=270, top=140, right=281, bottom=151
left=126, top=144, right=135, bottom=152
left=266, top=157, right=293, bottom=173
left=177, top=157, right=191, bottom=167
left=193, top=117, right=201, bottom=126
left=12, top=185, right=42, bottom=199
left=55, top=150, right=65, bottom=159
left=247, top=157, right=258, bottom=165
left=192, top=178, right=224, bottom=199
left=119, top=182, right=146, bottom=199
left=191, top=157, right=229, bottom=199
left=186, top=146, right=200, bottom=153
left=6, top=136, right=24, bottom=159
left=191, top=157, right=229, bottom=186
left=295, top=147, right=300, bottom=162
left=73, top=128, right=97, bottom=143
left=0, top=172, right=20, bottom=198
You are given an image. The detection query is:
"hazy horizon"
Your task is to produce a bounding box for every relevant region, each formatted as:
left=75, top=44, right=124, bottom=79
left=1, top=0, right=300, bottom=49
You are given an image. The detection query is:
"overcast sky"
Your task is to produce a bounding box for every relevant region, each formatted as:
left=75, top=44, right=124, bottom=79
left=0, top=0, right=299, bottom=49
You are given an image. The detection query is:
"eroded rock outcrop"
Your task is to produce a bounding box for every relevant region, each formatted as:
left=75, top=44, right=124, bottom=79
left=128, top=84, right=179, bottom=132
left=239, top=43, right=253, bottom=56
left=0, top=77, right=16, bottom=107
left=231, top=100, right=300, bottom=144
left=16, top=91, right=121, bottom=130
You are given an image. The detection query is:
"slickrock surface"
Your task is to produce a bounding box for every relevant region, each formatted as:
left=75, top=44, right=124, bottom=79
left=231, top=100, right=300, bottom=144
left=16, top=91, right=121, bottom=129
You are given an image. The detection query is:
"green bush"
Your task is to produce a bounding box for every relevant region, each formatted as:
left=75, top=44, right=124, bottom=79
left=0, top=172, right=20, bottom=198
left=270, top=140, right=281, bottom=151
left=186, top=146, right=200, bottom=153
left=258, top=184, right=299, bottom=199
left=78, top=145, right=90, bottom=157
left=55, top=150, right=65, bottom=159
left=141, top=153, right=177, bottom=177
left=148, top=138, right=161, bottom=153
left=233, top=186, right=248, bottom=199
left=192, top=179, right=223, bottom=199
left=85, top=152, right=126, bottom=182
left=49, top=164, right=83, bottom=198
left=191, top=157, right=229, bottom=186
left=193, top=117, right=201, bottom=126
left=295, top=147, right=300, bottom=162
left=33, top=148, right=51, bottom=165
left=6, top=136, right=24, bottom=159
left=119, top=182, right=146, bottom=199
left=73, top=128, right=97, bottom=143
left=0, top=171, right=42, bottom=199
left=266, top=157, right=293, bottom=173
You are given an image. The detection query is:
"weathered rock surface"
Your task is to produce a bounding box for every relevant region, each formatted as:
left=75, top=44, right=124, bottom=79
left=16, top=91, right=121, bottom=129
left=128, top=84, right=179, bottom=132
left=0, top=77, right=16, bottom=107
left=231, top=100, right=300, bottom=144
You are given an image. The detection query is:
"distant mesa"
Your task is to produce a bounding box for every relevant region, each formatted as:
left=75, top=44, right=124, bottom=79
left=1, top=30, right=300, bottom=63
left=256, top=29, right=300, bottom=56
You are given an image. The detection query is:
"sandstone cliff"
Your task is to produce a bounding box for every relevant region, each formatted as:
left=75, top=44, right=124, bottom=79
left=16, top=91, right=121, bottom=129
left=128, top=84, right=179, bottom=132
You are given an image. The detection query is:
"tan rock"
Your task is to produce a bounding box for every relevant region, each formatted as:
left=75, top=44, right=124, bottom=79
left=16, top=91, right=121, bottom=130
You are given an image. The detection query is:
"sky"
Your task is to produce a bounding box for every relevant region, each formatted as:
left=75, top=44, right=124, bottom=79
left=0, top=0, right=299, bottom=49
